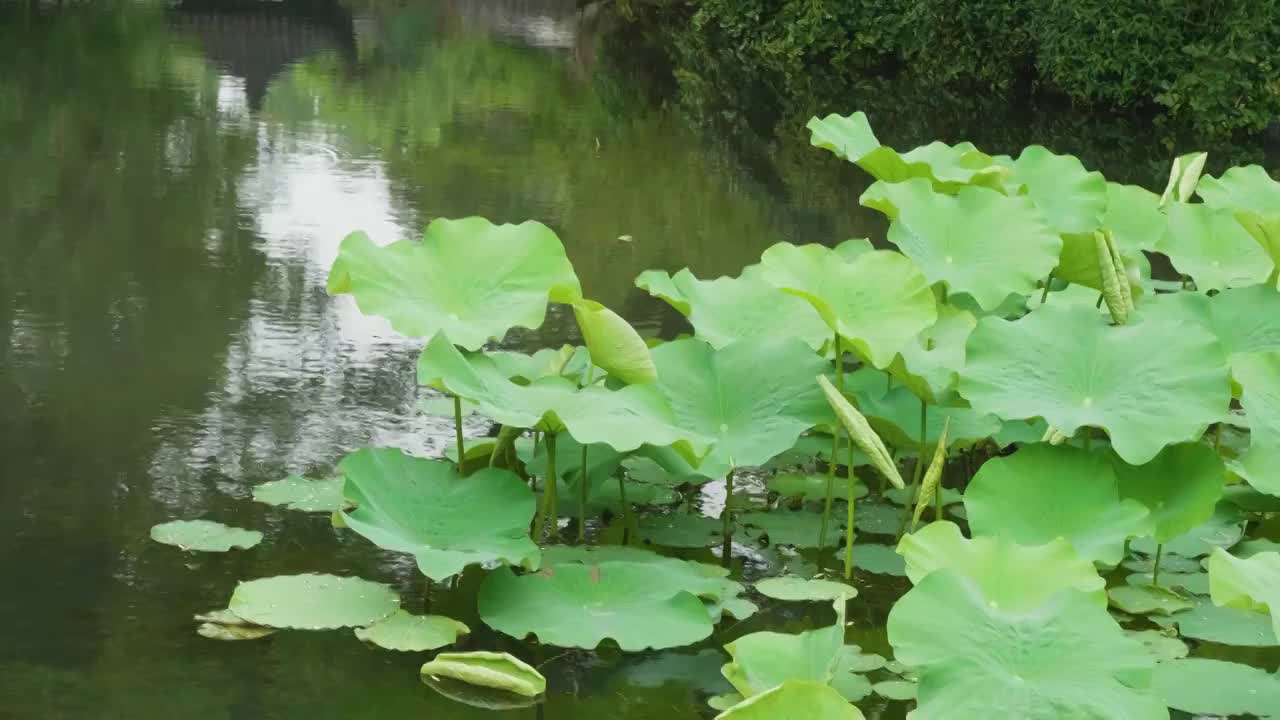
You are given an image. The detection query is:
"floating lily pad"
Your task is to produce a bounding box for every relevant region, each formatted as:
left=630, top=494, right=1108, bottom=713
left=714, top=680, right=865, bottom=720
left=961, top=302, right=1229, bottom=465
left=327, top=219, right=580, bottom=349
left=1152, top=658, right=1280, bottom=717
left=755, top=576, right=858, bottom=602
left=648, top=337, right=831, bottom=478
left=1159, top=596, right=1279, bottom=647
left=723, top=620, right=842, bottom=697
left=768, top=472, right=867, bottom=503
left=1113, top=443, right=1225, bottom=543
left=338, top=448, right=540, bottom=581
left=196, top=622, right=277, bottom=641
left=420, top=674, right=539, bottom=711
left=1125, top=572, right=1211, bottom=597
left=898, top=521, right=1105, bottom=610
left=1122, top=555, right=1203, bottom=575
left=353, top=610, right=469, bottom=652
left=477, top=563, right=715, bottom=651
left=849, top=543, right=907, bottom=577
left=757, top=241, right=937, bottom=368
left=1107, top=585, right=1194, bottom=616
left=420, top=651, right=546, bottom=697
left=861, top=178, right=1061, bottom=311
left=1207, top=548, right=1280, bottom=641
left=834, top=645, right=887, bottom=673
left=1123, top=630, right=1188, bottom=662
left=624, top=649, right=733, bottom=694
left=853, top=502, right=902, bottom=536
left=871, top=680, right=917, bottom=701
left=707, top=693, right=743, bottom=712
left=229, top=574, right=399, bottom=630
left=741, top=510, right=841, bottom=549
left=637, top=514, right=722, bottom=548
left=965, top=445, right=1153, bottom=565
left=252, top=475, right=347, bottom=513
left=888, top=570, right=1166, bottom=719
left=150, top=520, right=262, bottom=553
left=1131, top=503, right=1245, bottom=558
left=828, top=668, right=873, bottom=702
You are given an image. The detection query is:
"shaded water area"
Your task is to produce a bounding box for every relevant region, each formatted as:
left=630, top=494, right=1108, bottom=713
left=1, top=2, right=1277, bottom=719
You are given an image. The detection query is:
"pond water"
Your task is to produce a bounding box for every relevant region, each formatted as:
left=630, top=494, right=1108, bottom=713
left=1, top=2, right=1275, bottom=719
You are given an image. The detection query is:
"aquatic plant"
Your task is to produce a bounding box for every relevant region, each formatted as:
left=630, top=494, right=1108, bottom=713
left=148, top=111, right=1280, bottom=717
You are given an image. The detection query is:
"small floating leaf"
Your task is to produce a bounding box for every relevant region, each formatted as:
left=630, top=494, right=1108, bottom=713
left=354, top=610, right=469, bottom=652
left=871, top=679, right=917, bottom=701
left=150, top=520, right=262, bottom=553
left=850, top=543, right=907, bottom=577
left=1123, top=630, right=1188, bottom=662
left=1159, top=596, right=1279, bottom=647
left=1107, top=585, right=1193, bottom=616
left=420, top=651, right=545, bottom=698
left=755, top=576, right=858, bottom=602
left=196, top=622, right=277, bottom=641
left=1151, top=658, right=1280, bottom=717
left=1131, top=503, right=1245, bottom=558
left=252, top=475, right=347, bottom=513
left=637, top=514, right=722, bottom=548
left=741, top=510, right=841, bottom=549
left=229, top=574, right=398, bottom=630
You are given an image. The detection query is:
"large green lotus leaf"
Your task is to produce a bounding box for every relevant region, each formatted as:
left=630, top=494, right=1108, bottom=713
left=1053, top=231, right=1148, bottom=294
left=338, top=448, right=540, bottom=581
left=960, top=301, right=1229, bottom=465
left=537, top=546, right=747, bottom=611
left=1104, top=183, right=1166, bottom=253
left=965, top=445, right=1153, bottom=565
left=229, top=574, right=399, bottom=630
left=755, top=576, right=858, bottom=602
left=860, top=178, right=1061, bottom=311
left=1196, top=164, right=1280, bottom=213
left=1131, top=502, right=1246, bottom=558
left=637, top=268, right=829, bottom=351
left=571, top=299, right=655, bottom=385
left=1151, top=658, right=1280, bottom=717
left=418, top=333, right=706, bottom=454
left=741, top=510, right=842, bottom=549
left=888, top=570, right=1167, bottom=720
left=715, top=680, right=865, bottom=720
left=327, top=219, right=581, bottom=349
left=1009, top=146, right=1107, bottom=235
left=486, top=345, right=579, bottom=383
left=886, top=304, right=976, bottom=402
left=859, top=388, right=1001, bottom=450
left=477, top=563, right=714, bottom=651
left=549, top=475, right=678, bottom=516
left=634, top=269, right=691, bottom=315
left=420, top=651, right=546, bottom=697
left=1160, top=285, right=1280, bottom=364
left=649, top=337, right=830, bottom=477
left=1159, top=202, right=1273, bottom=291
left=1207, top=548, right=1280, bottom=641
left=723, top=620, right=843, bottom=697
left=808, top=112, right=1003, bottom=192
left=1234, top=352, right=1280, bottom=496
left=1159, top=595, right=1279, bottom=646
left=1113, top=444, right=1225, bottom=543
left=150, top=520, right=262, bottom=552
left=354, top=610, right=469, bottom=652
left=520, top=432, right=625, bottom=489
left=252, top=475, right=347, bottom=513
left=897, top=521, right=1105, bottom=609
left=885, top=486, right=963, bottom=508
left=757, top=242, right=937, bottom=368
left=1235, top=210, right=1280, bottom=279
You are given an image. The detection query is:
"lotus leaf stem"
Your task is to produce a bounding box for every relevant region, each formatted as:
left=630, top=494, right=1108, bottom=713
left=1214, top=423, right=1222, bottom=455
left=819, top=430, right=837, bottom=549
left=453, top=395, right=466, bottom=475
left=578, top=444, right=589, bottom=543
left=844, top=435, right=856, bottom=579
left=1152, top=544, right=1164, bottom=587
left=721, top=470, right=734, bottom=567
left=1040, top=271, right=1054, bottom=304
left=533, top=433, right=559, bottom=543
left=900, top=399, right=929, bottom=537
left=834, top=332, right=844, bottom=392
left=617, top=472, right=630, bottom=544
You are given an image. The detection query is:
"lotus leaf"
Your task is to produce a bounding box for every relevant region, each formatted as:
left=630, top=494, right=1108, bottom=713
left=872, top=680, right=917, bottom=701
left=714, top=680, right=865, bottom=720
left=1152, top=658, right=1280, bottom=716
left=897, top=521, right=1105, bottom=609
left=885, top=304, right=976, bottom=402
left=1208, top=548, right=1280, bottom=641
left=755, top=577, right=858, bottom=602
left=1161, top=152, right=1208, bottom=206
left=338, top=448, right=540, bottom=581
left=420, top=674, right=539, bottom=711
left=419, top=395, right=479, bottom=416
left=419, top=651, right=546, bottom=697
left=1113, top=444, right=1225, bottom=543
left=834, top=646, right=887, bottom=673
left=741, top=511, right=841, bottom=549
left=885, top=486, right=963, bottom=508
left=353, top=610, right=468, bottom=652
left=520, top=433, right=625, bottom=489
left=418, top=333, right=705, bottom=454
left=636, top=268, right=828, bottom=351
left=1123, top=630, right=1188, bottom=662
left=477, top=563, right=715, bottom=651
left=486, top=346, right=580, bottom=383
left=966, top=445, right=1153, bottom=564
left=722, top=619, right=843, bottom=697
left=1158, top=595, right=1279, bottom=646
left=1131, top=503, right=1245, bottom=558
left=1008, top=146, right=1106, bottom=235
left=549, top=476, right=678, bottom=516
left=828, top=667, right=873, bottom=702
left=768, top=472, right=866, bottom=502
left=150, top=520, right=262, bottom=552
left=637, top=514, right=722, bottom=548
left=1107, top=586, right=1193, bottom=616
left=571, top=299, right=655, bottom=384
left=648, top=337, right=830, bottom=477
left=1236, top=538, right=1280, bottom=558
left=1105, top=183, right=1167, bottom=253
left=229, top=574, right=399, bottom=630
left=1125, top=572, right=1210, bottom=597
left=252, top=475, right=347, bottom=513
left=327, top=219, right=580, bottom=349
left=854, top=502, right=903, bottom=536
left=850, top=543, right=907, bottom=577
left=860, top=178, right=1061, bottom=311
left=1123, top=555, right=1202, bottom=575
left=1159, top=203, right=1273, bottom=291
left=1196, top=164, right=1280, bottom=213
left=633, top=269, right=690, bottom=315
left=808, top=111, right=1002, bottom=192
left=855, top=392, right=1001, bottom=453
left=756, top=241, right=937, bottom=367
left=1235, top=210, right=1280, bottom=281
left=624, top=649, right=734, bottom=694
left=888, top=571, right=1167, bottom=720
left=1234, top=352, right=1280, bottom=496
left=960, top=302, right=1229, bottom=465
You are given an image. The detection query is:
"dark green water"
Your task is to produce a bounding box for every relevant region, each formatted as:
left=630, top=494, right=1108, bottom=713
left=0, top=2, right=1272, bottom=719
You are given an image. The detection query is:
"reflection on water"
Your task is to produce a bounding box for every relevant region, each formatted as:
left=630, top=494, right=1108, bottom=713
left=0, top=1, right=900, bottom=718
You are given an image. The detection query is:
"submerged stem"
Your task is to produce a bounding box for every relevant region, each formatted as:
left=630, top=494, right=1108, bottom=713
left=453, top=395, right=466, bottom=475
left=819, top=430, right=838, bottom=549
left=1152, top=544, right=1164, bottom=587
left=721, top=470, right=735, bottom=567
